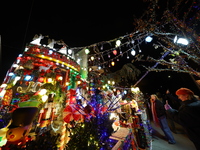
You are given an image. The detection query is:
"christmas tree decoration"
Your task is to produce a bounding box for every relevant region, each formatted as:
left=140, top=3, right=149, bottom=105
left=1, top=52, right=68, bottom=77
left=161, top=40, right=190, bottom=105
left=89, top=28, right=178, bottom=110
left=65, top=89, right=121, bottom=150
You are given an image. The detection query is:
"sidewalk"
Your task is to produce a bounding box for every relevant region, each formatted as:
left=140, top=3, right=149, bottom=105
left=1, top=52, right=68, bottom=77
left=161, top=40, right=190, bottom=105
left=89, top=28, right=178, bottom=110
left=151, top=120, right=196, bottom=150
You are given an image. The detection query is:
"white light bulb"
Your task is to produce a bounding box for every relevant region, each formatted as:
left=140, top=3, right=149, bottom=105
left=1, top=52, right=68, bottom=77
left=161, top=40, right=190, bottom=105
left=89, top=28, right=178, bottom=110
left=49, top=50, right=53, bottom=54
left=12, top=64, right=19, bottom=68
left=177, top=38, right=189, bottom=45
left=39, top=89, right=47, bottom=95
left=174, top=36, right=178, bottom=43
left=131, top=49, right=136, bottom=56
left=174, top=36, right=189, bottom=45
left=8, top=72, right=14, bottom=76
left=24, top=75, right=32, bottom=81
left=145, top=36, right=153, bottom=42
left=68, top=49, right=72, bottom=54
left=0, top=84, right=7, bottom=88
left=42, top=95, right=48, bottom=102
left=116, top=40, right=121, bottom=47
left=85, top=48, right=90, bottom=54
left=13, top=76, right=21, bottom=85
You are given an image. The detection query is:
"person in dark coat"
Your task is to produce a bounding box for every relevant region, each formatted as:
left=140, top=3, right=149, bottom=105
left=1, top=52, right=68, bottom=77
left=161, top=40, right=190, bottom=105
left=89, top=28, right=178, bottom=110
left=150, top=94, right=176, bottom=144
left=165, top=88, right=200, bottom=150
left=165, top=90, right=181, bottom=110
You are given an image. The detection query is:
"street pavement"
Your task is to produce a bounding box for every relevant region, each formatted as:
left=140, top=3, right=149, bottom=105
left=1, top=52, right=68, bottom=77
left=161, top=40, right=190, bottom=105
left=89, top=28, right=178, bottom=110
left=151, top=120, right=196, bottom=150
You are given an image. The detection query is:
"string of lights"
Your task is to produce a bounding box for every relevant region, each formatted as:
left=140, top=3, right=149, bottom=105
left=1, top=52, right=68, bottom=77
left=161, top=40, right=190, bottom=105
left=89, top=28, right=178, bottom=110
left=75, top=31, right=150, bottom=68
left=70, top=31, right=141, bottom=51
left=88, top=43, right=145, bottom=68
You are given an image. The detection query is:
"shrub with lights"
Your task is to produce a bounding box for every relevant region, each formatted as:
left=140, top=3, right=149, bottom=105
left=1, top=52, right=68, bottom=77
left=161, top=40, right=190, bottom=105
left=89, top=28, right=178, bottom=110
left=65, top=90, right=117, bottom=150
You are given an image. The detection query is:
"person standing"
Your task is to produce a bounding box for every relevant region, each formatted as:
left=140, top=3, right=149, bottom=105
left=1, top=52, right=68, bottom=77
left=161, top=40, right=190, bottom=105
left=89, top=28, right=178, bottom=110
left=150, top=94, right=176, bottom=144
left=165, top=89, right=181, bottom=109
left=165, top=88, right=200, bottom=150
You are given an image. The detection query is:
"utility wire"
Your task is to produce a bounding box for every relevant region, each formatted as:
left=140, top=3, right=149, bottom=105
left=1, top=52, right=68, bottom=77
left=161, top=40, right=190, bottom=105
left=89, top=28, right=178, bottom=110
left=21, top=0, right=34, bottom=52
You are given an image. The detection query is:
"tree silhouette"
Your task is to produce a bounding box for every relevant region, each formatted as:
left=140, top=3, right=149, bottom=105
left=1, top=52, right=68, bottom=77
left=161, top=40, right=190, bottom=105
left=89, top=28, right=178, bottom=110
left=134, top=0, right=200, bottom=77
left=103, top=63, right=141, bottom=87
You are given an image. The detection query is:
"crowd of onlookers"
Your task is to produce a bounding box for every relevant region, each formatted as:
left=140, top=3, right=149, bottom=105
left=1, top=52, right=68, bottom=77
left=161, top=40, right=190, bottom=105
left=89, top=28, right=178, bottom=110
left=146, top=88, right=200, bottom=150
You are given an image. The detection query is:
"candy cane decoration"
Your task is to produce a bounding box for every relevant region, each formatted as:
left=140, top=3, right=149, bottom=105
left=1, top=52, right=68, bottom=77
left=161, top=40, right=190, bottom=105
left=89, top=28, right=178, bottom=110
left=59, top=122, right=67, bottom=150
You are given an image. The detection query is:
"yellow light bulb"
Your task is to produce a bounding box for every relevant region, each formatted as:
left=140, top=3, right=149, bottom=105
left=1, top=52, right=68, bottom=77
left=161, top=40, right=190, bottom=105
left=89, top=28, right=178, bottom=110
left=91, top=56, right=94, bottom=61
left=58, top=76, right=63, bottom=80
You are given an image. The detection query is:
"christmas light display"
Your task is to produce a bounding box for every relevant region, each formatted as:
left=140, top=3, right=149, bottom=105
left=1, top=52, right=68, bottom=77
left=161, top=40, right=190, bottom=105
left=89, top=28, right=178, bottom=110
left=0, top=41, right=84, bottom=149
left=0, top=39, right=152, bottom=149
left=2, top=0, right=198, bottom=149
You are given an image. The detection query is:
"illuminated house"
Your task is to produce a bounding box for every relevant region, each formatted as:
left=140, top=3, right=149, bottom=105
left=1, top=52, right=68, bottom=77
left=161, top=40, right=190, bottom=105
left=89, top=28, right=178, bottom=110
left=0, top=36, right=88, bottom=148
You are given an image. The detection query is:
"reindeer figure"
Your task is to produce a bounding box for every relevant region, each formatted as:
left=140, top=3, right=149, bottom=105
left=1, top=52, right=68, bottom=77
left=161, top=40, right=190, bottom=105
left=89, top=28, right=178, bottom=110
left=39, top=65, right=52, bottom=72
left=30, top=34, right=44, bottom=45
left=47, top=39, right=56, bottom=49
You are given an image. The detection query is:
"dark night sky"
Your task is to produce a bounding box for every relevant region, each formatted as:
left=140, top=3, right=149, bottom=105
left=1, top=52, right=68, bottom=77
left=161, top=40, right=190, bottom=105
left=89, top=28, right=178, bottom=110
left=1, top=0, right=200, bottom=95
left=1, top=0, right=140, bottom=77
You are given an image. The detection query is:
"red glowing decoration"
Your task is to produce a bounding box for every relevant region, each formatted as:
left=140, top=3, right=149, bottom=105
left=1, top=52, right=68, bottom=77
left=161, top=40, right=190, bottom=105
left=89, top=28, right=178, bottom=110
left=113, top=50, right=117, bottom=55
left=63, top=104, right=84, bottom=123
left=27, top=56, right=31, bottom=60
left=38, top=77, right=44, bottom=82
left=35, top=48, right=40, bottom=52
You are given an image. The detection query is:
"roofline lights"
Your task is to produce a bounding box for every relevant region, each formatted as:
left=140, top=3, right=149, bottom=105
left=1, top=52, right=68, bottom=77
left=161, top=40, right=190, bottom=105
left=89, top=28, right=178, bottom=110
left=36, top=54, right=79, bottom=72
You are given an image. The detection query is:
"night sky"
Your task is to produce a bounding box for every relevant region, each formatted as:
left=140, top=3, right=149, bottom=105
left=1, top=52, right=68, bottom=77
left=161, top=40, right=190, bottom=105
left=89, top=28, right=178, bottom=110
left=1, top=0, right=200, bottom=96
